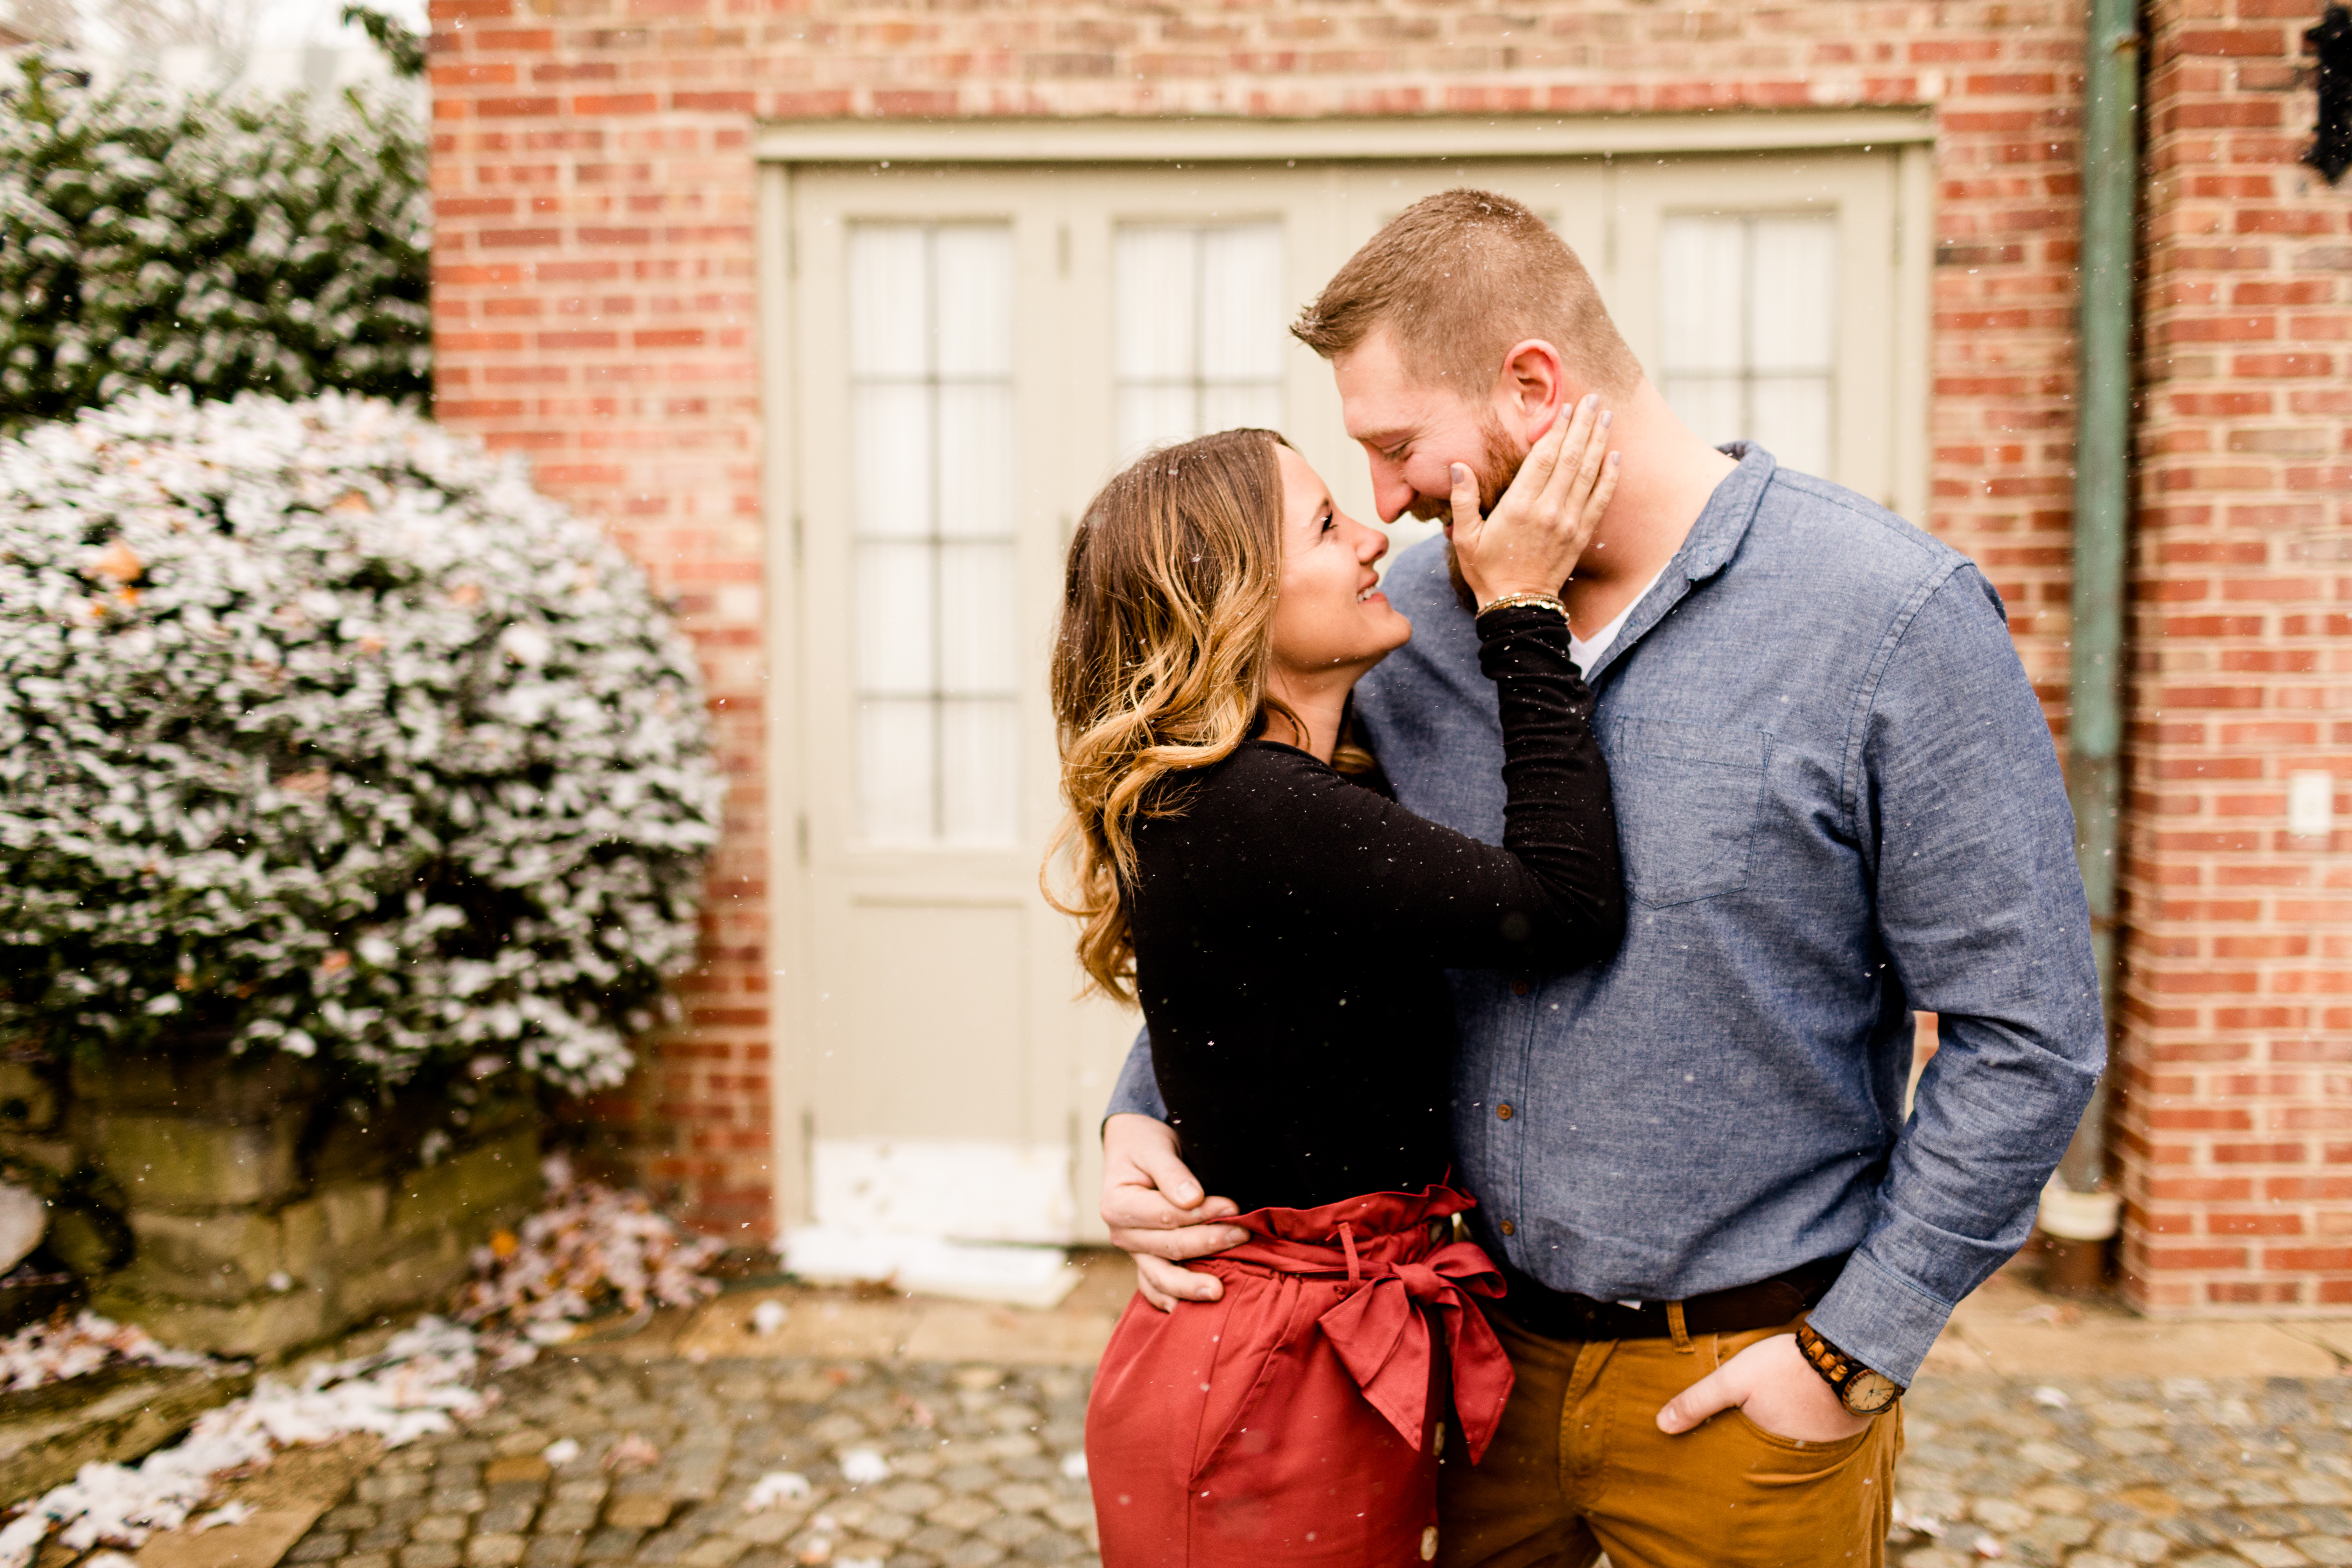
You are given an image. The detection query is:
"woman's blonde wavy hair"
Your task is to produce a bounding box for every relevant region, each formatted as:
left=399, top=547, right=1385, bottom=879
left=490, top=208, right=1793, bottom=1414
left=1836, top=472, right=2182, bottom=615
left=1045, top=428, right=1371, bottom=1001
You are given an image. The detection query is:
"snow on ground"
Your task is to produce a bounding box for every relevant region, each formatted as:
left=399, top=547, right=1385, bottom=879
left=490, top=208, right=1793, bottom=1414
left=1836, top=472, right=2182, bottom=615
left=0, top=1317, right=484, bottom=1568
left=0, top=1160, right=730, bottom=1568
left=0, top=1311, right=223, bottom=1393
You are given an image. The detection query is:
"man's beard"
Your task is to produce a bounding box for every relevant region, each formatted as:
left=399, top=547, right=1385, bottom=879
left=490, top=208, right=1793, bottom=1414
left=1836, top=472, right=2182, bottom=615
left=1434, top=413, right=1529, bottom=614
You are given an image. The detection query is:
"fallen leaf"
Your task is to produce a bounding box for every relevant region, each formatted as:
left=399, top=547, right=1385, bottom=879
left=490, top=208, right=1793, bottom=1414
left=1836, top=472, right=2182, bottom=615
left=603, top=1433, right=660, bottom=1474
left=88, top=540, right=142, bottom=582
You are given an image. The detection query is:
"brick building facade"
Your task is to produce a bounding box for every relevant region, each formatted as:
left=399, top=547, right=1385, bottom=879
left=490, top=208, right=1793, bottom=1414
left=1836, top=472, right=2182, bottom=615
left=2121, top=0, right=2351, bottom=1310
left=425, top=0, right=2350, bottom=1311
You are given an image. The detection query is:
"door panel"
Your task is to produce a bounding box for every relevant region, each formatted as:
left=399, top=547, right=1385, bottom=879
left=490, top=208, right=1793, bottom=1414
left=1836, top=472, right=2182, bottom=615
left=839, top=901, right=1026, bottom=1141
left=773, top=152, right=1912, bottom=1248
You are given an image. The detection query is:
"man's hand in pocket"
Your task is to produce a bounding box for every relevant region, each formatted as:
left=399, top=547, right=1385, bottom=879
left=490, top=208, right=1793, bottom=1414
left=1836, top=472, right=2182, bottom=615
left=1655, top=1332, right=1874, bottom=1443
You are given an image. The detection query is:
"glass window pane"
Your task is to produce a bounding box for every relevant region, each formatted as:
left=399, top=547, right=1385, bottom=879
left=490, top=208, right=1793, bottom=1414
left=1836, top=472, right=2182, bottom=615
left=939, top=699, right=1019, bottom=846
left=1200, top=382, right=1283, bottom=435
left=855, top=542, right=936, bottom=695
left=1117, top=384, right=1200, bottom=461
left=1115, top=227, right=1197, bottom=382
left=853, top=384, right=933, bottom=539
left=1660, top=376, right=1745, bottom=452
left=846, top=219, right=1020, bottom=848
left=1751, top=217, right=1837, bottom=374
left=1750, top=375, right=1833, bottom=478
left=859, top=700, right=936, bottom=845
left=1199, top=223, right=1283, bottom=382
left=937, top=385, right=1015, bottom=539
left=934, top=225, right=1015, bottom=379
left=1659, top=211, right=1839, bottom=474
left=1117, top=220, right=1284, bottom=461
left=938, top=542, right=1018, bottom=696
left=849, top=225, right=929, bottom=379
left=1660, top=216, right=1745, bottom=375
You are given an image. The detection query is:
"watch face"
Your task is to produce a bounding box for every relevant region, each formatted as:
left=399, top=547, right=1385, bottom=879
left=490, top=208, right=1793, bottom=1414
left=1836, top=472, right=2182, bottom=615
left=1843, top=1370, right=1902, bottom=1415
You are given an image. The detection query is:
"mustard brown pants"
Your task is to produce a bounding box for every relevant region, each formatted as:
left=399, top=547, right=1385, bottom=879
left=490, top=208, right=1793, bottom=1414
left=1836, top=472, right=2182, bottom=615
left=1436, top=1310, right=1900, bottom=1568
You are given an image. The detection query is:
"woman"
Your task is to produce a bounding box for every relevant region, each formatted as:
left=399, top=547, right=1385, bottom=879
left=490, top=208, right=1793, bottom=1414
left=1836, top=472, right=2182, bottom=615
left=1047, top=399, right=1625, bottom=1567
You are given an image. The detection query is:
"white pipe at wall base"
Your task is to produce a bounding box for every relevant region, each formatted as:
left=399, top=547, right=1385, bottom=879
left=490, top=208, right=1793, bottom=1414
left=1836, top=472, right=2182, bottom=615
left=2039, top=1180, right=2124, bottom=1243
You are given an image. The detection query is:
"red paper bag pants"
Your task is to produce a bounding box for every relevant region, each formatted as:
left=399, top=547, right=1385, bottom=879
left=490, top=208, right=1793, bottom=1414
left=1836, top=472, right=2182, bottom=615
left=1085, top=1185, right=1515, bottom=1568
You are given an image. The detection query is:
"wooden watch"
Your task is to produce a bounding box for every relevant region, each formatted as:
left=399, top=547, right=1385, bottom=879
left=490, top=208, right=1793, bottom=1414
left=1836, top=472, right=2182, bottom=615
left=1794, top=1322, right=1903, bottom=1415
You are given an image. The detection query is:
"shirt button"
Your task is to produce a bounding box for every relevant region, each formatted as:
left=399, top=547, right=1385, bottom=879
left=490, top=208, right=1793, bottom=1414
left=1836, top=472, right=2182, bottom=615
left=1499, top=1220, right=1516, bottom=1237
left=1511, top=978, right=1530, bottom=996
left=1497, top=1103, right=1513, bottom=1121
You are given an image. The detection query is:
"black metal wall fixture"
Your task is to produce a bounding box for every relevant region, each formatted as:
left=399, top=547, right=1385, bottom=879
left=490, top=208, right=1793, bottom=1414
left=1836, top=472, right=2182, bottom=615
left=2311, top=5, right=2352, bottom=183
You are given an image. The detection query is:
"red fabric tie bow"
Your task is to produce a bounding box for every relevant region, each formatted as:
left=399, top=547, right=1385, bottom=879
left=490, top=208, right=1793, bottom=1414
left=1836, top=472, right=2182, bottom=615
left=1316, top=1234, right=1516, bottom=1464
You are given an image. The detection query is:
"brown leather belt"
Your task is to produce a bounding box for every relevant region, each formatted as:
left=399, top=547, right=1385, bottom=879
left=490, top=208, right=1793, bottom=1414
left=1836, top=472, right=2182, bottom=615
left=1492, top=1252, right=1849, bottom=1343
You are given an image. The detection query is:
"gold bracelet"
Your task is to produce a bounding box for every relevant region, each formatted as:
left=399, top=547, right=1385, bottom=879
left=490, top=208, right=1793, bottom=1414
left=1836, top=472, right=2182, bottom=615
left=1477, top=591, right=1569, bottom=620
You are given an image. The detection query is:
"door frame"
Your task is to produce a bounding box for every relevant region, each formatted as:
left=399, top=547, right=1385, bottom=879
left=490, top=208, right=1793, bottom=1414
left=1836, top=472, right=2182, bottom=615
left=753, top=110, right=1937, bottom=1240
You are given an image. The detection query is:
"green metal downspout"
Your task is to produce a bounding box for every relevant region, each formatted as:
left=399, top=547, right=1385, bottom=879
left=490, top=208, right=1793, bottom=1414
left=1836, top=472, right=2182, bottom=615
left=2054, top=0, right=2142, bottom=1205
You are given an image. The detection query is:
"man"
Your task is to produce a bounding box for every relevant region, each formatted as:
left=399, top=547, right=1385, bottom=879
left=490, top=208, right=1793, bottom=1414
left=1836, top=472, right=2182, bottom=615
left=1099, top=189, right=2103, bottom=1567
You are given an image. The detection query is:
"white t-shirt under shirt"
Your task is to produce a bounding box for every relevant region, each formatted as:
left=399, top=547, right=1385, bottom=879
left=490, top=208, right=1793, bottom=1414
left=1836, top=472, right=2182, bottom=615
left=1567, top=562, right=1673, bottom=673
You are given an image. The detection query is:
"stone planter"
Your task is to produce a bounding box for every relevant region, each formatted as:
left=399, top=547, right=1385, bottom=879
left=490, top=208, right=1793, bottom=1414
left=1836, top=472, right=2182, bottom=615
left=0, top=1051, right=540, bottom=1357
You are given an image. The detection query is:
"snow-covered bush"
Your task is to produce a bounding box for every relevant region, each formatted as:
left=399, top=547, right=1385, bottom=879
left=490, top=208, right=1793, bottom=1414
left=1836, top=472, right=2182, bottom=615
left=0, top=57, right=429, bottom=432
left=0, top=390, right=724, bottom=1090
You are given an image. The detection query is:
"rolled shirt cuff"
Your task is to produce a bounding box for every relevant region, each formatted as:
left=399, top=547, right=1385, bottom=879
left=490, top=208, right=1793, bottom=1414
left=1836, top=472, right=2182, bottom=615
left=1806, top=1213, right=2026, bottom=1388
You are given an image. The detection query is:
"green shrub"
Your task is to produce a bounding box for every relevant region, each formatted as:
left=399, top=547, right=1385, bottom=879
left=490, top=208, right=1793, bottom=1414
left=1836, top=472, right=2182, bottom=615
left=0, top=390, right=724, bottom=1091
left=0, top=59, right=430, bottom=432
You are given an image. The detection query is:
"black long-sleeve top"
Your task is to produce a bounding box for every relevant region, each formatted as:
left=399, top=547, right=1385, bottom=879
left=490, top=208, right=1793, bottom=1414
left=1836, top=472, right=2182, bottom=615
left=1127, top=604, right=1625, bottom=1213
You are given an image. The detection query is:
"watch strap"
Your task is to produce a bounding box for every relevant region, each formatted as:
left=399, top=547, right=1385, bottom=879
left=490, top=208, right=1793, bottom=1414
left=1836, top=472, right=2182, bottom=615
left=1795, top=1321, right=1903, bottom=1413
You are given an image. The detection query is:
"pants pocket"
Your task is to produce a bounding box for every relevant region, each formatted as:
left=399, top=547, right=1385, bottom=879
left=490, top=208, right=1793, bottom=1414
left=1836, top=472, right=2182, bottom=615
left=1615, top=1404, right=1894, bottom=1568
left=1723, top=1406, right=1877, bottom=1480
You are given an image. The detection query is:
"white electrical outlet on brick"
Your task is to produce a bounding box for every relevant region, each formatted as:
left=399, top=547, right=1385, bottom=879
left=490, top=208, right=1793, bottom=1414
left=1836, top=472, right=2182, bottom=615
left=2288, top=770, right=2335, bottom=838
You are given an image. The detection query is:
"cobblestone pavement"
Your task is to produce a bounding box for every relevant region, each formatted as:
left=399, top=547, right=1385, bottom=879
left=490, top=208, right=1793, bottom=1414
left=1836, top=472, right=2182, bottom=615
left=294, top=1357, right=1098, bottom=1568
left=1891, top=1372, right=2352, bottom=1568
left=282, top=1351, right=2352, bottom=1568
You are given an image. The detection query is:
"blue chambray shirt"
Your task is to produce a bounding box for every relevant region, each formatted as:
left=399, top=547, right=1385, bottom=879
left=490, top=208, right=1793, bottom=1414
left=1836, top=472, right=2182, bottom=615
left=1108, top=446, right=2104, bottom=1386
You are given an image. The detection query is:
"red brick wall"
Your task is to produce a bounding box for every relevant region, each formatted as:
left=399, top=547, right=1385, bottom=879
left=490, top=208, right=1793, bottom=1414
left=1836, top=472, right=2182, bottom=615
left=2113, top=0, right=2351, bottom=1313
left=428, top=1, right=2097, bottom=1242
left=429, top=23, right=770, bottom=1231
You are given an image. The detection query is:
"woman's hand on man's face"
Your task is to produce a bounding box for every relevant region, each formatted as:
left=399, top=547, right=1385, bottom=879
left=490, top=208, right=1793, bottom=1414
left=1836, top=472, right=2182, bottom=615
left=1449, top=392, right=1622, bottom=608
left=1101, top=1113, right=1248, bottom=1311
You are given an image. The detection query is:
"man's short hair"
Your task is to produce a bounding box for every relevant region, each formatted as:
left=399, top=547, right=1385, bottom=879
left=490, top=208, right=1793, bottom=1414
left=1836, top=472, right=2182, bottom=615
left=1291, top=188, right=1643, bottom=400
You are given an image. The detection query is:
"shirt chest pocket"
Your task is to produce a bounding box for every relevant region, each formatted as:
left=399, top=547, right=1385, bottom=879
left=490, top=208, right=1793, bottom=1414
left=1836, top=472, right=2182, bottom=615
left=1606, top=716, right=1770, bottom=908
